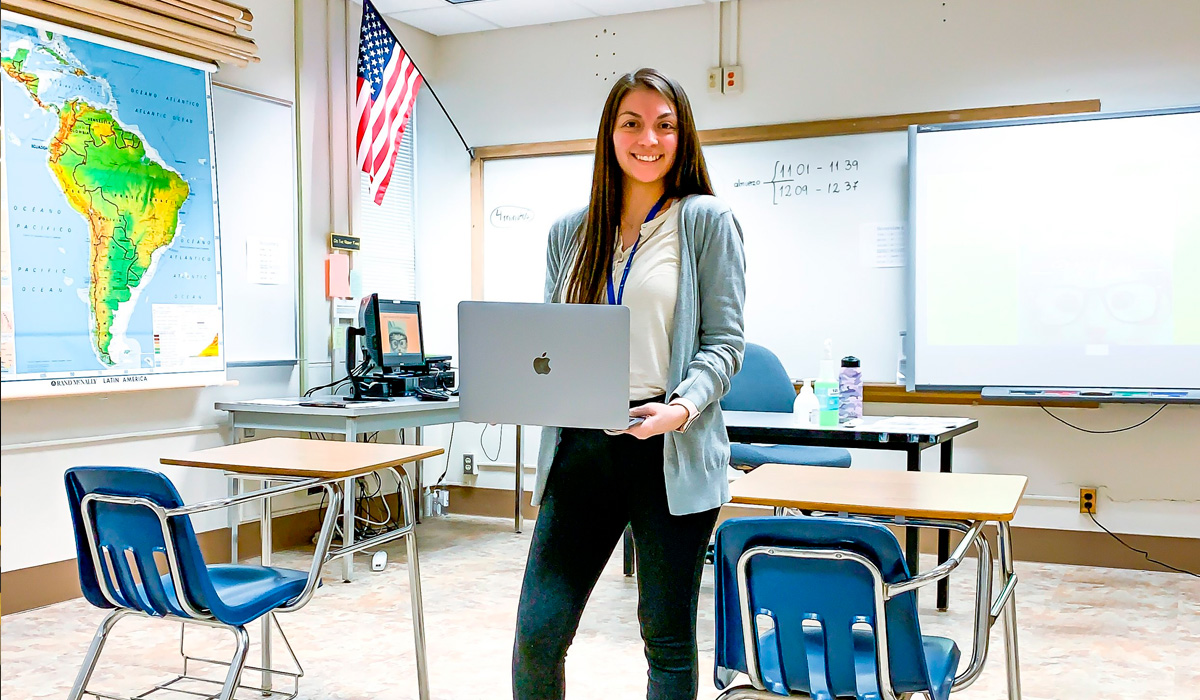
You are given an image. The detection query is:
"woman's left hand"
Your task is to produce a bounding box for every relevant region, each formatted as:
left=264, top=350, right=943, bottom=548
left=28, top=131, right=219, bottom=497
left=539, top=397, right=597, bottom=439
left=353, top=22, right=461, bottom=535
left=624, top=402, right=689, bottom=439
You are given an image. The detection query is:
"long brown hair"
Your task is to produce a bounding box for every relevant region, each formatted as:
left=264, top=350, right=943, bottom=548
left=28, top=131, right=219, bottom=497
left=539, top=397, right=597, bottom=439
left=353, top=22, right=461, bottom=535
left=564, top=68, right=715, bottom=304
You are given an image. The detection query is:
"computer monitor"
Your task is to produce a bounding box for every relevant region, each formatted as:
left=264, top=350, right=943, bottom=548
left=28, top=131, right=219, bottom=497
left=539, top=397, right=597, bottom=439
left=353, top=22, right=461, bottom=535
left=358, top=294, right=426, bottom=373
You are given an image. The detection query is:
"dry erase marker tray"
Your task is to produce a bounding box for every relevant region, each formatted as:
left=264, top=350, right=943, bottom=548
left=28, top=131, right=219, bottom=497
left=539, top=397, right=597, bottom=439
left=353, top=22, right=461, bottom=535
left=981, top=387, right=1200, bottom=404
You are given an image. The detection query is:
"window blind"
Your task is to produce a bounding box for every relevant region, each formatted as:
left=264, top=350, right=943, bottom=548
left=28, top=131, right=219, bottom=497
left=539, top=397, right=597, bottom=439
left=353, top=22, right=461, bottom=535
left=2, top=0, right=258, bottom=67
left=356, top=111, right=417, bottom=301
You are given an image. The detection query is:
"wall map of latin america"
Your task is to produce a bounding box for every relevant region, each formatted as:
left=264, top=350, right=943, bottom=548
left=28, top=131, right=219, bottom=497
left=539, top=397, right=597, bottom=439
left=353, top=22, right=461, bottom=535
left=1, top=15, right=223, bottom=397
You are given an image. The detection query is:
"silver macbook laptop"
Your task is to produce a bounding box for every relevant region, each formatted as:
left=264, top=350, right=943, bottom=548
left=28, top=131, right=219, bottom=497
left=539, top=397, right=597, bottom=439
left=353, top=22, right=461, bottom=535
left=458, top=301, right=632, bottom=430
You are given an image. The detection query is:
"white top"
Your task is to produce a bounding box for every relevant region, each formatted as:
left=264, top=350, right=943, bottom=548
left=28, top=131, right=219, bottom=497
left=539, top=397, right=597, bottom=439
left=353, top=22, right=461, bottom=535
left=614, top=200, right=681, bottom=401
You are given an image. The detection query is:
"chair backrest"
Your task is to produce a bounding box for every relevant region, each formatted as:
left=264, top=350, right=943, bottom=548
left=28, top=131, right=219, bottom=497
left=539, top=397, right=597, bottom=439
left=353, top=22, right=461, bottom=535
left=714, top=516, right=933, bottom=698
left=721, top=343, right=796, bottom=413
left=65, top=466, right=220, bottom=620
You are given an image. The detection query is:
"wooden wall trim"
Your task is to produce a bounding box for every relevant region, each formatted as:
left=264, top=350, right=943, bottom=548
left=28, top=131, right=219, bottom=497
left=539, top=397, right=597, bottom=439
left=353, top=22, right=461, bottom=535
left=783, top=381, right=1104, bottom=408
left=472, top=100, right=1102, bottom=160
left=474, top=137, right=594, bottom=160
left=698, top=100, right=1100, bottom=146
left=862, top=382, right=1099, bottom=408
left=447, top=487, right=1197, bottom=574
left=469, top=156, right=485, bottom=300
left=468, top=99, right=1101, bottom=299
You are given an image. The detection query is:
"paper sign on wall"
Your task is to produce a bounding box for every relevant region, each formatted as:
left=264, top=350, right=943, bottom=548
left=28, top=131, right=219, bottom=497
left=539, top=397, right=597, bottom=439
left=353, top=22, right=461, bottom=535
left=246, top=237, right=284, bottom=285
left=326, top=252, right=351, bottom=298
left=859, top=223, right=905, bottom=268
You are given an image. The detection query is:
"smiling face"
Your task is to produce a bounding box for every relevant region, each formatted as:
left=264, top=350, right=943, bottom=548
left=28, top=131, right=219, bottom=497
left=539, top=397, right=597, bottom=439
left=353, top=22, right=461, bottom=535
left=611, top=87, right=679, bottom=188
left=566, top=68, right=713, bottom=304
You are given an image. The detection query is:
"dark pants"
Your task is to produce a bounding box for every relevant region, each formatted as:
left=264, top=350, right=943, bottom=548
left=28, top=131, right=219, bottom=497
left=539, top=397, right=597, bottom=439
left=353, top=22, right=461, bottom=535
left=512, top=425, right=721, bottom=700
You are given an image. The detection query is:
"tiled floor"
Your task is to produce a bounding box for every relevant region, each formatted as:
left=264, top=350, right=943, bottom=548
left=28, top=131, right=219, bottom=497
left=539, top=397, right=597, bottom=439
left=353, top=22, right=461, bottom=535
left=2, top=514, right=1197, bottom=699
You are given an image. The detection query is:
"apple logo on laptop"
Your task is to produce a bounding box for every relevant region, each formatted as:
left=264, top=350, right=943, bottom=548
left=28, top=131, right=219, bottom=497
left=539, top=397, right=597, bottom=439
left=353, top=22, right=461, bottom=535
left=533, top=352, right=551, bottom=375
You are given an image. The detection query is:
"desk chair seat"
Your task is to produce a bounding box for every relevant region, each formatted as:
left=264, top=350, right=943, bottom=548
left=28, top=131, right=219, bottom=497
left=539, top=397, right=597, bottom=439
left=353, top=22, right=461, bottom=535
left=64, top=466, right=341, bottom=700
left=722, top=343, right=851, bottom=471
left=730, top=443, right=853, bottom=470
left=144, top=564, right=311, bottom=627
left=714, top=516, right=961, bottom=700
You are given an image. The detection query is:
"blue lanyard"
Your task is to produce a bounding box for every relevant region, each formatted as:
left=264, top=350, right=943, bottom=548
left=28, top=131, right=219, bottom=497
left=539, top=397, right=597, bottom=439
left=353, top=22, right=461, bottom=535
left=607, top=194, right=670, bottom=305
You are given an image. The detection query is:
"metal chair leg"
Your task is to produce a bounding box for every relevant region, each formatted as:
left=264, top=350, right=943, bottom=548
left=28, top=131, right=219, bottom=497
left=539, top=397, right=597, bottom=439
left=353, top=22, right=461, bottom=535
left=218, top=625, right=251, bottom=700
left=398, top=470, right=430, bottom=700
left=67, top=608, right=130, bottom=700
left=998, top=521, right=1023, bottom=700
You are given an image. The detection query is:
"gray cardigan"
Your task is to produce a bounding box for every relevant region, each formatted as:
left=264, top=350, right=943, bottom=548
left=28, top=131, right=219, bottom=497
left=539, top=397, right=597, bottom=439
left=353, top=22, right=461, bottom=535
left=534, top=194, right=747, bottom=515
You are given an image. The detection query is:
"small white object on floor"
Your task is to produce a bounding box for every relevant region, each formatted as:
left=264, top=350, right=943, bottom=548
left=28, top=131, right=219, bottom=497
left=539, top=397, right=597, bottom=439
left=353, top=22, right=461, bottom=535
left=371, top=551, right=387, bottom=571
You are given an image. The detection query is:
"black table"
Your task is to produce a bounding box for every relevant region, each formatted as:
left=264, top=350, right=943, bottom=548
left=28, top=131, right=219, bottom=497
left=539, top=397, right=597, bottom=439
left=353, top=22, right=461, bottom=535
left=724, top=412, right=979, bottom=611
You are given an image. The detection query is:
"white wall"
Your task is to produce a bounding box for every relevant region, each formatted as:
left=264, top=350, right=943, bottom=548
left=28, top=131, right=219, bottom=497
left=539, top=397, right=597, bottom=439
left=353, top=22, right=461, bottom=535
left=5, top=0, right=1194, bottom=576
left=407, top=0, right=1200, bottom=538
left=0, top=0, right=305, bottom=574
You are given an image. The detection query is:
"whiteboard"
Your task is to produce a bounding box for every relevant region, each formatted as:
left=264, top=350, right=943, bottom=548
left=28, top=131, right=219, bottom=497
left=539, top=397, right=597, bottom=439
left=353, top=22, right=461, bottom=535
left=481, top=131, right=909, bottom=382
left=211, top=85, right=299, bottom=364
left=910, top=107, right=1200, bottom=390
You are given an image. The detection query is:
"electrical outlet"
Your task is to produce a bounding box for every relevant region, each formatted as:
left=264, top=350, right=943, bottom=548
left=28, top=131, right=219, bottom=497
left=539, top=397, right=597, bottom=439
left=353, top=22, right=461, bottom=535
left=463, top=453, right=475, bottom=475
left=722, top=65, right=743, bottom=94
left=243, top=428, right=255, bottom=438
left=1079, top=487, right=1097, bottom=514
left=706, top=66, right=721, bottom=93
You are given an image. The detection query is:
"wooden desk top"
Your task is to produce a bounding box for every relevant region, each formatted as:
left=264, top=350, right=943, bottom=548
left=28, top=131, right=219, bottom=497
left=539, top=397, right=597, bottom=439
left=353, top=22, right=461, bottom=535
left=729, top=464, right=1027, bottom=521
left=161, top=437, right=445, bottom=480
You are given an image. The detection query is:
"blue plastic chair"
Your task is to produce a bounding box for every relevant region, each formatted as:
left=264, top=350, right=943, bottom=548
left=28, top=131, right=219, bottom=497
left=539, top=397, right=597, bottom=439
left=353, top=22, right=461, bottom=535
left=713, top=516, right=962, bottom=700
left=722, top=344, right=852, bottom=470
left=64, top=466, right=342, bottom=700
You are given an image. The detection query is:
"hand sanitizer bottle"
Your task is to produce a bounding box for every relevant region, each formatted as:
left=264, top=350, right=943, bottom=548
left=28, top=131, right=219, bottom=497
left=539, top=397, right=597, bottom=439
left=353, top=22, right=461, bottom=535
left=815, top=339, right=840, bottom=427
left=794, top=378, right=818, bottom=424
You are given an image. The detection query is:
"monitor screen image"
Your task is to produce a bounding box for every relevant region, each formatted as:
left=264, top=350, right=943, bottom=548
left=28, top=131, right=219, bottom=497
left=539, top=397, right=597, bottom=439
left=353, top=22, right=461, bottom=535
left=358, top=295, right=426, bottom=372
left=382, top=311, right=421, bottom=357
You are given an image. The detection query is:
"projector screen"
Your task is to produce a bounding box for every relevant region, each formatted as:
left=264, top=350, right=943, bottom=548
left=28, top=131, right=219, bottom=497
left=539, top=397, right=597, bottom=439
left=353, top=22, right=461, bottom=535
left=908, top=107, right=1200, bottom=390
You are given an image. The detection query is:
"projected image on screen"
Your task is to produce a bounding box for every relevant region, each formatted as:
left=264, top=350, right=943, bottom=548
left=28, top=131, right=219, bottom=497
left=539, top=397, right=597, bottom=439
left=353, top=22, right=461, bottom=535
left=1017, top=244, right=1173, bottom=347
left=910, top=107, right=1200, bottom=389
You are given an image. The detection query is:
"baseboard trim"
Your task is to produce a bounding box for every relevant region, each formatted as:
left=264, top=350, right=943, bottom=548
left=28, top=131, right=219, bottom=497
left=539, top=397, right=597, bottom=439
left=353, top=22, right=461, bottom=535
left=5, top=487, right=1194, bottom=616
left=446, top=484, right=538, bottom=520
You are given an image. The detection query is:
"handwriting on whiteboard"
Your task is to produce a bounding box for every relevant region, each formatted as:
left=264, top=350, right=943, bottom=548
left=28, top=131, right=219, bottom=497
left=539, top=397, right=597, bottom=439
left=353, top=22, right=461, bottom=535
left=731, top=159, right=863, bottom=205
left=490, top=206, right=535, bottom=228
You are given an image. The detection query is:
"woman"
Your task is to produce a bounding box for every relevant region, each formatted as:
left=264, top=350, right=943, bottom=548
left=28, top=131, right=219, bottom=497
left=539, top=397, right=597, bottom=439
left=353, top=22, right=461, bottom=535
left=513, top=68, right=746, bottom=700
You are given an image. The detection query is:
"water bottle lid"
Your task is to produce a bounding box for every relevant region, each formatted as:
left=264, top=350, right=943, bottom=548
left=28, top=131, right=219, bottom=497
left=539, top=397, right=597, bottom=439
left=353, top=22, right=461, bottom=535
left=841, top=356, right=860, bottom=367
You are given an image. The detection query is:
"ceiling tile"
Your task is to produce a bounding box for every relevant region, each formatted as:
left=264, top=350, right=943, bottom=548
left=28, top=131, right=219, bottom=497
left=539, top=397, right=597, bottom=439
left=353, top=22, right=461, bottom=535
left=458, top=0, right=597, bottom=29
left=381, top=0, right=707, bottom=36
left=371, top=0, right=446, bottom=13
left=391, top=6, right=503, bottom=35
left=573, top=0, right=705, bottom=16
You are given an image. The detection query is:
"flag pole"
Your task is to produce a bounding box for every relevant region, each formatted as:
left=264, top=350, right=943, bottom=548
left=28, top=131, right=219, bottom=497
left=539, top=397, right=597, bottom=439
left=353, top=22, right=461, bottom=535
left=367, top=0, right=474, bottom=159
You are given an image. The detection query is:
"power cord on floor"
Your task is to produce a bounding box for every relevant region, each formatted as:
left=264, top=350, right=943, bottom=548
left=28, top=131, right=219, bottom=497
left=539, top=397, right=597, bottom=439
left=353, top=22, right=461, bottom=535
left=1082, top=501, right=1197, bottom=577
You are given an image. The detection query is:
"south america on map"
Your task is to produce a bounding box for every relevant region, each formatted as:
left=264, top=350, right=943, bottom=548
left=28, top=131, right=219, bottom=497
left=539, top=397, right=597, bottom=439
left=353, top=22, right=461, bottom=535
left=1, top=15, right=223, bottom=396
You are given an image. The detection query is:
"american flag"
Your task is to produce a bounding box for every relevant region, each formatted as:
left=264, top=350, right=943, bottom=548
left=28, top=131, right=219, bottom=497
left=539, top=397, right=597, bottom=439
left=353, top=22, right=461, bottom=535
left=356, top=0, right=423, bottom=205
